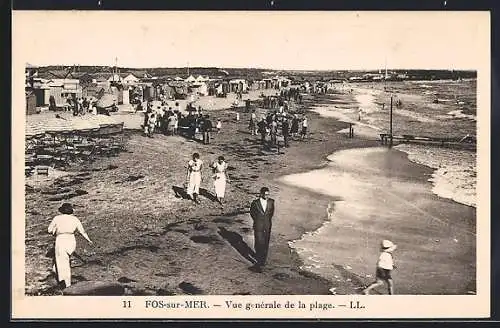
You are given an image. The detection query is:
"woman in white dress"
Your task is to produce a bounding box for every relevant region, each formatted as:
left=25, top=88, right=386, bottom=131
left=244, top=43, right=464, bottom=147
left=47, top=203, right=93, bottom=289
left=211, top=156, right=230, bottom=206
left=186, top=153, right=203, bottom=204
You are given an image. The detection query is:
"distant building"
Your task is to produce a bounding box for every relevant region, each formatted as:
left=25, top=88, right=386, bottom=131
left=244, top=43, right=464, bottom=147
left=122, top=73, right=140, bottom=85
left=47, top=79, right=82, bottom=106
left=31, top=78, right=51, bottom=106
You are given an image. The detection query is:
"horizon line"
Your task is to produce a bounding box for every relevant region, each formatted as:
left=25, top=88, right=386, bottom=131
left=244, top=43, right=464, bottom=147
left=26, top=63, right=477, bottom=72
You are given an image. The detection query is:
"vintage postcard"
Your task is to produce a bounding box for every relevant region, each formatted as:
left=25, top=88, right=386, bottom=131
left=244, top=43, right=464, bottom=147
left=12, top=10, right=490, bottom=319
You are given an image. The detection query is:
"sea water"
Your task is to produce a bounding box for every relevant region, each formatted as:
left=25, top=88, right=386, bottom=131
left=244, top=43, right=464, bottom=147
left=281, top=147, right=476, bottom=295
left=283, top=80, right=477, bottom=294
left=311, top=79, right=477, bottom=208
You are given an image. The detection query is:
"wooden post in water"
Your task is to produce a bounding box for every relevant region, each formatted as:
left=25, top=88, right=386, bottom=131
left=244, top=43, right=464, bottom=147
left=389, top=95, right=393, bottom=148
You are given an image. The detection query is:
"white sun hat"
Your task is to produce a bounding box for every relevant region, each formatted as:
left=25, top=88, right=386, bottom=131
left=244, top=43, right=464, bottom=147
left=381, top=239, right=396, bottom=249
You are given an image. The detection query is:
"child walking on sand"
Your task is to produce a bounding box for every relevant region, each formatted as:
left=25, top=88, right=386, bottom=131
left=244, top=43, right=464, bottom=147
left=363, top=239, right=397, bottom=295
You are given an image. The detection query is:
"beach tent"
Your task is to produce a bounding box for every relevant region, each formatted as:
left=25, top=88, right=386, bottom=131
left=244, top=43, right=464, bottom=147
left=185, top=75, right=196, bottom=83
left=196, top=75, right=208, bottom=83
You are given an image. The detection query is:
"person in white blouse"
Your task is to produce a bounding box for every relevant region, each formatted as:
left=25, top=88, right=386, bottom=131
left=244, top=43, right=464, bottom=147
left=211, top=156, right=230, bottom=206
left=47, top=203, right=93, bottom=289
left=186, top=153, right=204, bottom=204
left=363, top=239, right=397, bottom=295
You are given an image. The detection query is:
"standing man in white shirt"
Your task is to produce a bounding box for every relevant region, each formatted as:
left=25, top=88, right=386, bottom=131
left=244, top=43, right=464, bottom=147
left=249, top=187, right=275, bottom=273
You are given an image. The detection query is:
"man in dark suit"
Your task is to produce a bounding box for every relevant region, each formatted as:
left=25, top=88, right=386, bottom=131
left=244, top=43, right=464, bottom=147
left=202, top=114, right=213, bottom=145
left=282, top=116, right=290, bottom=147
left=249, top=187, right=275, bottom=272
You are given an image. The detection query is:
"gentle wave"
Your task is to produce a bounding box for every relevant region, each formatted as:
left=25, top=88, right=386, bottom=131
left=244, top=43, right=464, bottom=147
left=395, top=144, right=476, bottom=208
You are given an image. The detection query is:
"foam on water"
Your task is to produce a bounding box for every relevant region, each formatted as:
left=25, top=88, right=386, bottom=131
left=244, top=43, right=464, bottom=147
left=310, top=105, right=382, bottom=140
left=447, top=109, right=477, bottom=121
left=394, top=144, right=476, bottom=207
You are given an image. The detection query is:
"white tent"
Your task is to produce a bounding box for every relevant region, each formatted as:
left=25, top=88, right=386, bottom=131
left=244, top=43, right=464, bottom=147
left=185, top=75, right=196, bottom=83
left=196, top=75, right=207, bottom=83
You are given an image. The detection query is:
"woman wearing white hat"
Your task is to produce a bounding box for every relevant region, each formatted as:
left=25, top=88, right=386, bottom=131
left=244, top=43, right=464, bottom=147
left=363, top=239, right=397, bottom=295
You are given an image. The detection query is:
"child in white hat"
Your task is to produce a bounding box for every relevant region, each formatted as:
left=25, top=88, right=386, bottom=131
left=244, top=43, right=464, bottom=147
left=363, top=239, right=397, bottom=295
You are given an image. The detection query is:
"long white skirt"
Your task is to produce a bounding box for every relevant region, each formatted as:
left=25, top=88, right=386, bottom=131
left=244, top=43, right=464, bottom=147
left=213, top=173, right=226, bottom=198
left=53, top=234, right=76, bottom=287
left=187, top=172, right=201, bottom=196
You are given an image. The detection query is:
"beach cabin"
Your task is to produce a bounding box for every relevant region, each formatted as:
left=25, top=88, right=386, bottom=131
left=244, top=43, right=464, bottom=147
left=229, top=79, right=248, bottom=93
left=122, top=73, right=140, bottom=86
left=255, top=80, right=267, bottom=90
left=26, top=90, right=37, bottom=115
left=141, top=84, right=155, bottom=101
left=46, top=79, right=82, bottom=107
left=57, top=79, right=82, bottom=99
left=263, top=78, right=276, bottom=89
left=47, top=80, right=64, bottom=106
left=31, top=78, right=51, bottom=106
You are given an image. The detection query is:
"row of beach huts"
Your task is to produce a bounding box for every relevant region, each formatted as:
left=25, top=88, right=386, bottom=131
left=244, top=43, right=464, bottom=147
left=25, top=65, right=307, bottom=114
left=25, top=64, right=353, bottom=115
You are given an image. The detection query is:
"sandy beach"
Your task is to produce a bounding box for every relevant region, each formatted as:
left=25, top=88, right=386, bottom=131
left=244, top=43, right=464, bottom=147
left=24, top=86, right=475, bottom=296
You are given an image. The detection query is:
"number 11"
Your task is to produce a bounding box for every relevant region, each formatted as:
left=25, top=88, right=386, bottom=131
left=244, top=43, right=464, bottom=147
left=123, top=300, right=131, bottom=308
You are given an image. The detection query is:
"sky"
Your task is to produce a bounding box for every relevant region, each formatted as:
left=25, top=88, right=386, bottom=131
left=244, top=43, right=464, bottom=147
left=13, top=11, right=489, bottom=70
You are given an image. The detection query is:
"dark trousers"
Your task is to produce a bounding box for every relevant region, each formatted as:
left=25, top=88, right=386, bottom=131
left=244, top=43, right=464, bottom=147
left=254, top=227, right=271, bottom=266
left=270, top=133, right=277, bottom=146
left=203, top=131, right=210, bottom=144
left=260, top=132, right=266, bottom=145
left=283, top=133, right=289, bottom=147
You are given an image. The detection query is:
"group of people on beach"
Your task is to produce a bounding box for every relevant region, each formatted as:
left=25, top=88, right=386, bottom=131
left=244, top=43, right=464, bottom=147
left=50, top=96, right=99, bottom=116
left=142, top=102, right=181, bottom=137
left=142, top=101, right=222, bottom=144
left=249, top=108, right=308, bottom=151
